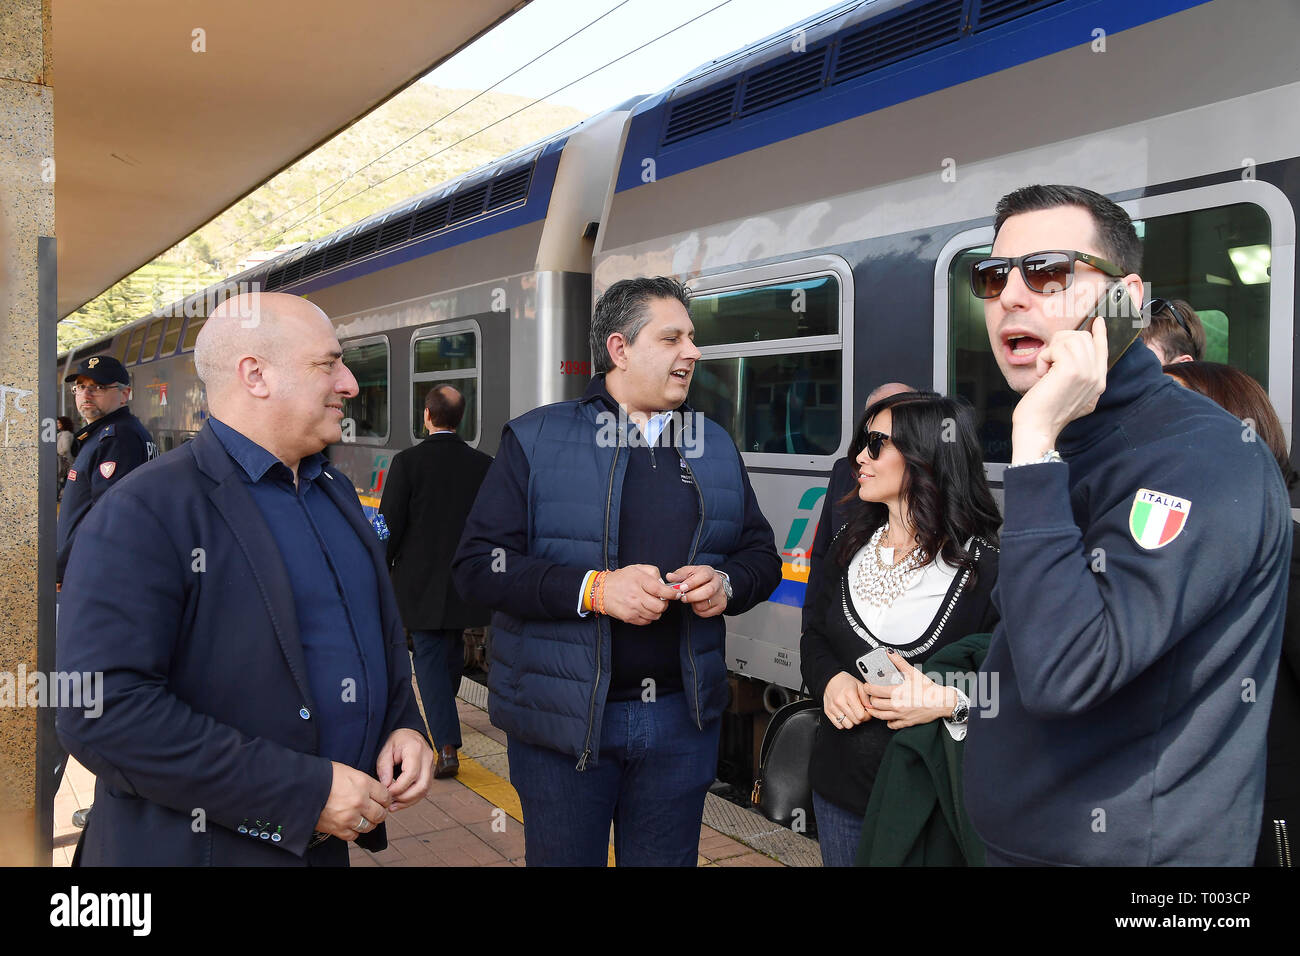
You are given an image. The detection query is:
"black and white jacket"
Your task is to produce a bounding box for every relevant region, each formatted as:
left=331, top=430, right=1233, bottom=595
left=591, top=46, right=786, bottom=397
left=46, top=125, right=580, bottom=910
left=799, top=534, right=999, bottom=816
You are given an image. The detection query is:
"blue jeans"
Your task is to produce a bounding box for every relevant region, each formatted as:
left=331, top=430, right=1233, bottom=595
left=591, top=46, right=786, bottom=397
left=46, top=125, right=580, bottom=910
left=507, top=691, right=721, bottom=866
left=409, top=629, right=465, bottom=749
left=813, top=790, right=864, bottom=867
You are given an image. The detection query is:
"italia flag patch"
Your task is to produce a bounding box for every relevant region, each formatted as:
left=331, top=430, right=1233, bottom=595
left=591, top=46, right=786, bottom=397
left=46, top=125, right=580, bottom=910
left=1129, top=488, right=1190, bottom=549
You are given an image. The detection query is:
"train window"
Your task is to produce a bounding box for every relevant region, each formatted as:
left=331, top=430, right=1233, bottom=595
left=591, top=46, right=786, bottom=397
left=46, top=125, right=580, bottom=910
left=114, top=334, right=130, bottom=362
left=124, top=327, right=146, bottom=364
left=414, top=333, right=477, bottom=373
left=691, top=351, right=841, bottom=455
left=412, top=379, right=479, bottom=444
left=410, top=326, right=480, bottom=444
left=690, top=276, right=838, bottom=346
left=140, top=320, right=164, bottom=363
left=160, top=316, right=184, bottom=356
left=340, top=338, right=389, bottom=442
left=687, top=263, right=848, bottom=465
left=181, top=316, right=207, bottom=352
left=946, top=201, right=1274, bottom=465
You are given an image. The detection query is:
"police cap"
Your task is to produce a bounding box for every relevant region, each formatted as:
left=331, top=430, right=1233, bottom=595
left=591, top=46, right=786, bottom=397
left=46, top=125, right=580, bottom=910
left=65, top=355, right=130, bottom=386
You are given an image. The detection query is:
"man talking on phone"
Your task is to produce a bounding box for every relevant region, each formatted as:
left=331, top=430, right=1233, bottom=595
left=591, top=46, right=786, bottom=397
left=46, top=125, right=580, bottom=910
left=963, top=185, right=1290, bottom=865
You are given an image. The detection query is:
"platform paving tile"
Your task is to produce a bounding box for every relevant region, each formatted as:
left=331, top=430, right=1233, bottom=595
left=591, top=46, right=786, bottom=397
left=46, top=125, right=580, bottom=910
left=50, top=685, right=791, bottom=868
left=464, top=818, right=527, bottom=861
left=388, top=800, right=460, bottom=836
left=458, top=727, right=506, bottom=760
left=714, top=852, right=785, bottom=867
left=473, top=751, right=512, bottom=781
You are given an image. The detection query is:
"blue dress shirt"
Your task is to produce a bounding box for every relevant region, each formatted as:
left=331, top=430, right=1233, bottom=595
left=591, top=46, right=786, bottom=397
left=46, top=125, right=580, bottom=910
left=208, top=417, right=388, bottom=769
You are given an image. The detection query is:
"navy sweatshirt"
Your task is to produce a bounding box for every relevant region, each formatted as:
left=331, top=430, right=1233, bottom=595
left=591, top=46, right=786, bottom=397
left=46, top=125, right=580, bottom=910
left=964, top=344, right=1291, bottom=866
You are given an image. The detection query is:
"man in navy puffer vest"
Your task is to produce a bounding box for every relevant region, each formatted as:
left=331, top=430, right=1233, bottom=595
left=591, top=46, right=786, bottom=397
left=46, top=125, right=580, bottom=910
left=453, top=277, right=781, bottom=866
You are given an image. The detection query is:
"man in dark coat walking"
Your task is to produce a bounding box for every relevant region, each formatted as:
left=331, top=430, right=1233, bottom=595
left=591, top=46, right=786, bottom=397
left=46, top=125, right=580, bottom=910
left=380, top=385, right=493, bottom=778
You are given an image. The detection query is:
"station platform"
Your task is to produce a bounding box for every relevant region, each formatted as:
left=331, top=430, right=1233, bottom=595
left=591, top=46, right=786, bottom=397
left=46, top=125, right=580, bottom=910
left=52, top=677, right=820, bottom=867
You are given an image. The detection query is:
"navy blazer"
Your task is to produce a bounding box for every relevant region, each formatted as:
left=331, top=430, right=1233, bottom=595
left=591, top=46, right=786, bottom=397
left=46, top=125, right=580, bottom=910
left=56, top=423, right=427, bottom=866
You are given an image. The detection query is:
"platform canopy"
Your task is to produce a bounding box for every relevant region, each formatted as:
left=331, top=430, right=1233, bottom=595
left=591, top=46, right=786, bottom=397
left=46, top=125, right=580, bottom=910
left=53, top=0, right=527, bottom=318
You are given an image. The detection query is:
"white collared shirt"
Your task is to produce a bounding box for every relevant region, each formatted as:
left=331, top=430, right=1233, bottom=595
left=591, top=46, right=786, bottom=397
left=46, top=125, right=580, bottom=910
left=846, top=539, right=970, bottom=740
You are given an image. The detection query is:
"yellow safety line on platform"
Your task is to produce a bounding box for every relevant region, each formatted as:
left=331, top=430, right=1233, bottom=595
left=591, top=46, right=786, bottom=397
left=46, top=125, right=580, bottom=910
left=454, top=755, right=523, bottom=823
left=453, top=753, right=616, bottom=866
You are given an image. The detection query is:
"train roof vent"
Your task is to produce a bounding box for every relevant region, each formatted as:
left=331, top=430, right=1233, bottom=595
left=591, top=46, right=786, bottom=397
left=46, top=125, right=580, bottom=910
left=740, top=45, right=829, bottom=116
left=265, top=266, right=286, bottom=291
left=449, top=183, right=491, bottom=224
left=281, top=259, right=304, bottom=285
left=412, top=198, right=451, bottom=236
left=72, top=340, right=113, bottom=360
left=487, top=166, right=532, bottom=210
left=663, top=82, right=738, bottom=145
left=323, top=242, right=351, bottom=270
left=378, top=215, right=413, bottom=250
left=299, top=249, right=326, bottom=279
left=349, top=225, right=381, bottom=260
left=831, top=0, right=964, bottom=85
left=973, top=0, right=1065, bottom=31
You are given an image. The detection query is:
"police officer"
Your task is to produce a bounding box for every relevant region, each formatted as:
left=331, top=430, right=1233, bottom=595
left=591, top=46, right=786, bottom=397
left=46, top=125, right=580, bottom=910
left=56, top=355, right=156, bottom=586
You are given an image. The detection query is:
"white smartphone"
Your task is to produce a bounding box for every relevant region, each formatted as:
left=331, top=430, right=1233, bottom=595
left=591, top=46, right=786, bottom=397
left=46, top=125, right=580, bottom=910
left=855, top=647, right=904, bottom=686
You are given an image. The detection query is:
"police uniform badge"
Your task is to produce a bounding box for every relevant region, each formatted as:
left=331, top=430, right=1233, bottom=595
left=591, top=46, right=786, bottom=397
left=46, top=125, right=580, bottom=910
left=1129, top=488, right=1190, bottom=550
left=99, top=461, right=117, bottom=479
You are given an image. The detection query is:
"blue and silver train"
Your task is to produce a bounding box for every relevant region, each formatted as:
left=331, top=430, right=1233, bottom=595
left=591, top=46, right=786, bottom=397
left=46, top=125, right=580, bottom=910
left=59, top=0, right=1300, bottom=786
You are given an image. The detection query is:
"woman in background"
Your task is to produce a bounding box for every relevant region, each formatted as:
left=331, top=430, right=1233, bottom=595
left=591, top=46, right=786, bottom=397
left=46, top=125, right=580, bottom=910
left=1164, top=361, right=1297, bottom=867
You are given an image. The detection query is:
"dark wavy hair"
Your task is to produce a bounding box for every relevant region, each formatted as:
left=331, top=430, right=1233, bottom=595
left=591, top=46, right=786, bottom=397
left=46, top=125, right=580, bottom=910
left=1163, top=361, right=1298, bottom=489
left=834, top=391, right=1001, bottom=577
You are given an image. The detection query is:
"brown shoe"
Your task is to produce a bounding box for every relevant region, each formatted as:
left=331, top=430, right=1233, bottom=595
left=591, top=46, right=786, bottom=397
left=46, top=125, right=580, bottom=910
left=434, top=744, right=460, bottom=779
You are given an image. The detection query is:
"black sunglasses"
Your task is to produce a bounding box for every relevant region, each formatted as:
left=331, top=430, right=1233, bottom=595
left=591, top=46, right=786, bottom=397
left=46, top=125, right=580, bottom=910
left=1145, top=297, right=1195, bottom=341
left=863, top=430, right=891, bottom=459
left=971, top=249, right=1125, bottom=298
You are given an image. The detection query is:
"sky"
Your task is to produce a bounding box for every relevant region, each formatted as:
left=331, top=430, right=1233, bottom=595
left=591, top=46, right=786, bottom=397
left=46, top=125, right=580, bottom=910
left=424, top=0, right=849, bottom=113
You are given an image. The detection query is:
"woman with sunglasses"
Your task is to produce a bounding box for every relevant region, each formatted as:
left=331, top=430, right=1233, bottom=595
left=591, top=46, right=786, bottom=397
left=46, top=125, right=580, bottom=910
left=799, top=390, right=1001, bottom=866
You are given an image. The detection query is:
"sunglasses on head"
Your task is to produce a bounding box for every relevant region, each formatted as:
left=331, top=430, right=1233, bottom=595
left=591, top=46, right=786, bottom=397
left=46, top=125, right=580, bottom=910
left=970, top=249, right=1125, bottom=298
left=1145, top=297, right=1195, bottom=341
left=863, top=430, right=891, bottom=459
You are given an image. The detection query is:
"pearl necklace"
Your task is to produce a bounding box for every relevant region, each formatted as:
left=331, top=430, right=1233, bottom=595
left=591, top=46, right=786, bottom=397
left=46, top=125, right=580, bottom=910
left=851, top=524, right=928, bottom=609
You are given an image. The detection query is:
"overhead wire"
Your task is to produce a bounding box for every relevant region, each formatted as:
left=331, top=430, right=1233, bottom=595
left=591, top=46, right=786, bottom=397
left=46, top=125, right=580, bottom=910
left=252, top=0, right=735, bottom=252
left=210, top=0, right=636, bottom=263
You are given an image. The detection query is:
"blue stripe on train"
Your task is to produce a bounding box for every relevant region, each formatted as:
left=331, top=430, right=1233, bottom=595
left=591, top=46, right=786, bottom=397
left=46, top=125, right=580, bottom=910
left=768, top=577, right=807, bottom=608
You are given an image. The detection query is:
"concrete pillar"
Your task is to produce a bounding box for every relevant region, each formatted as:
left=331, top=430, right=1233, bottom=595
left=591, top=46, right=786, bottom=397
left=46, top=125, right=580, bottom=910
left=0, top=0, right=54, bottom=866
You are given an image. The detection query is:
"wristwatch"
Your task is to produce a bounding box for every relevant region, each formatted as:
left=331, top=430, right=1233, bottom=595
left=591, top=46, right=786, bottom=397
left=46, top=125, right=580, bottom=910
left=1007, top=449, right=1063, bottom=469
left=949, top=688, right=970, bottom=724
left=717, top=571, right=734, bottom=601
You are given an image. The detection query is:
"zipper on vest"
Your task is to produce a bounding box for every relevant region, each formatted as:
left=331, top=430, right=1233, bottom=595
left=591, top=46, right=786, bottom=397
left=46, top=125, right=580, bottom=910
left=578, top=444, right=621, bottom=771
left=678, top=448, right=705, bottom=731
left=1274, top=819, right=1292, bottom=867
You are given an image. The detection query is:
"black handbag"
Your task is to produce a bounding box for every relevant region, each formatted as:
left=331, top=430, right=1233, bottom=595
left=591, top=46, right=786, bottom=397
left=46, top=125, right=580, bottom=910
left=751, top=693, right=820, bottom=829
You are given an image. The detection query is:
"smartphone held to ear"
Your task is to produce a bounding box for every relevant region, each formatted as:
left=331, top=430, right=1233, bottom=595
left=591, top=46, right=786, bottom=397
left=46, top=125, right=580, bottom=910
left=1076, top=280, right=1143, bottom=369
